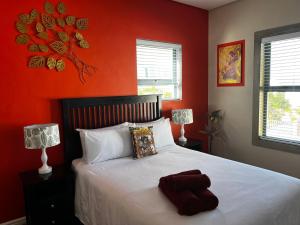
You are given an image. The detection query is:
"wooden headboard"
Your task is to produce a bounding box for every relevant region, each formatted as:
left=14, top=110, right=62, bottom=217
left=61, top=95, right=162, bottom=164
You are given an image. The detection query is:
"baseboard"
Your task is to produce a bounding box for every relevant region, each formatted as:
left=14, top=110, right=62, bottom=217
left=0, top=217, right=26, bottom=225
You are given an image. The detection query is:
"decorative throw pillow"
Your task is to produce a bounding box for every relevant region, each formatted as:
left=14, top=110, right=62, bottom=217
left=130, top=118, right=175, bottom=149
left=129, top=126, right=157, bottom=159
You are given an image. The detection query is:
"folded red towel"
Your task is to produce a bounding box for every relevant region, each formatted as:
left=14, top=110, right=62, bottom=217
left=159, top=170, right=201, bottom=183
left=175, top=169, right=202, bottom=176
left=159, top=179, right=218, bottom=215
left=159, top=170, right=218, bottom=216
left=159, top=178, right=201, bottom=215
left=169, top=174, right=211, bottom=191
left=193, top=189, right=219, bottom=211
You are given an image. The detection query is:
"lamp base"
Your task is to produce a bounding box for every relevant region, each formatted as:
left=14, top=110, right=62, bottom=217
left=179, top=124, right=187, bottom=143
left=38, top=165, right=52, bottom=174
left=178, top=136, right=187, bottom=143
left=38, top=147, right=52, bottom=174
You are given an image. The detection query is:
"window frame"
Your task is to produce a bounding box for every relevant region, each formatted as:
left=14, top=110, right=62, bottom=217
left=136, top=39, right=182, bottom=101
left=253, top=23, right=300, bottom=153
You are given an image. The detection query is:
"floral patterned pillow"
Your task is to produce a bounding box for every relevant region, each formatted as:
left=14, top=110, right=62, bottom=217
left=129, top=126, right=157, bottom=159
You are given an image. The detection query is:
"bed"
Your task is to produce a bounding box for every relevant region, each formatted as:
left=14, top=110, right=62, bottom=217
left=61, top=95, right=300, bottom=225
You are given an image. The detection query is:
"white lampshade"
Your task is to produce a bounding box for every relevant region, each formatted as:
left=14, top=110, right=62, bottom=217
left=24, top=123, right=60, bottom=149
left=24, top=123, right=60, bottom=174
left=172, top=109, right=193, bottom=125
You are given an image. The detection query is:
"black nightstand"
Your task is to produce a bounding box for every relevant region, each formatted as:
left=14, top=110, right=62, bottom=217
left=20, top=165, right=80, bottom=225
left=175, top=138, right=203, bottom=152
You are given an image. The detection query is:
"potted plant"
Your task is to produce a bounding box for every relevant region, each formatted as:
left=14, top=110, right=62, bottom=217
left=200, top=110, right=225, bottom=154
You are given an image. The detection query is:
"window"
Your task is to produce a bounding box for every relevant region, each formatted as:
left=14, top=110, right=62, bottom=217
left=136, top=39, right=182, bottom=100
left=253, top=24, right=300, bottom=152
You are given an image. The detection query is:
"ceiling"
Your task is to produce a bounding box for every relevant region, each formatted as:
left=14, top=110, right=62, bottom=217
left=172, top=0, right=238, bottom=10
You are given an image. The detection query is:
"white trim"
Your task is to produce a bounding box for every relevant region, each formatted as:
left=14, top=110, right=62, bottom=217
left=0, top=217, right=26, bottom=225
left=136, top=39, right=181, bottom=49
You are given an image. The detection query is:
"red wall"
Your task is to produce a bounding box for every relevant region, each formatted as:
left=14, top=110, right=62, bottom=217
left=0, top=0, right=208, bottom=222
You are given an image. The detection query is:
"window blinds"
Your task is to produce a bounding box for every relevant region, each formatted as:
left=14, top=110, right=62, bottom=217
left=136, top=39, right=182, bottom=100
left=259, top=33, right=300, bottom=144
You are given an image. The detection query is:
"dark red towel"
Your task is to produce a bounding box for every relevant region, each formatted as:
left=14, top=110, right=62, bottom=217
left=169, top=174, right=211, bottom=191
left=159, top=170, right=201, bottom=185
left=159, top=179, right=218, bottom=215
left=159, top=178, right=201, bottom=215
left=159, top=170, right=218, bottom=216
left=160, top=170, right=202, bottom=182
left=175, top=169, right=202, bottom=176
left=193, top=189, right=219, bottom=211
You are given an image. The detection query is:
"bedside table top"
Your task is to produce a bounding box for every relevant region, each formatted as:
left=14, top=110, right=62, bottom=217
left=175, top=138, right=202, bottom=147
left=20, top=165, right=72, bottom=187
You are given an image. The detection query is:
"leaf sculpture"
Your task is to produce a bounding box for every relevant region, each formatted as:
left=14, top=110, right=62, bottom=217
left=75, top=32, right=84, bottom=40
left=65, top=16, right=75, bottom=25
left=76, top=18, right=88, bottom=30
left=58, top=32, right=69, bottom=42
left=47, top=57, right=56, bottom=69
left=16, top=34, right=30, bottom=44
left=28, top=56, right=46, bottom=68
left=50, top=41, right=67, bottom=55
left=30, top=9, right=39, bottom=21
left=41, top=13, right=55, bottom=29
left=28, top=44, right=40, bottom=52
left=37, top=32, right=48, bottom=40
left=16, top=22, right=27, bottom=33
left=57, top=2, right=66, bottom=14
left=36, top=22, right=44, bottom=32
left=56, top=59, right=65, bottom=71
left=39, top=44, right=49, bottom=52
left=15, top=1, right=96, bottom=83
left=56, top=18, right=65, bottom=27
left=19, top=14, right=32, bottom=24
left=79, top=39, right=89, bottom=48
left=45, top=1, right=55, bottom=14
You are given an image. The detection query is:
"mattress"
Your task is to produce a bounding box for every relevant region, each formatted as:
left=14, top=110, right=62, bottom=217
left=73, top=144, right=300, bottom=225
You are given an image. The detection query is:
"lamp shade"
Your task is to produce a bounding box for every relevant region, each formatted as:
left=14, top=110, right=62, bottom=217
left=172, top=109, right=193, bottom=125
left=24, top=123, right=60, bottom=149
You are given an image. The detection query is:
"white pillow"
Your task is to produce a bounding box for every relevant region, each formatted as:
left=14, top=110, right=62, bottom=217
left=77, top=122, right=128, bottom=159
left=128, top=117, right=165, bottom=127
left=133, top=118, right=175, bottom=149
left=77, top=123, right=132, bottom=163
left=77, top=122, right=128, bottom=133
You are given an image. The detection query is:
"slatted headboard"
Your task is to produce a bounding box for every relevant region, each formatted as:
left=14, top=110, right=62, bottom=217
left=61, top=95, right=162, bottom=164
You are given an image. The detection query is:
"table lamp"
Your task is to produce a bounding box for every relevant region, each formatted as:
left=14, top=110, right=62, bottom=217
left=172, top=109, right=193, bottom=143
left=24, top=123, right=60, bottom=174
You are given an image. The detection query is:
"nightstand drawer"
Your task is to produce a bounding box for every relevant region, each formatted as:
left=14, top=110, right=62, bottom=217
left=34, top=179, right=69, bottom=197
left=30, top=195, right=73, bottom=225
left=34, top=215, right=71, bottom=225
left=37, top=194, right=71, bottom=213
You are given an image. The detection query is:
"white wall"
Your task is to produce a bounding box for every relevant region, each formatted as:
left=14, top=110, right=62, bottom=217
left=209, top=0, right=300, bottom=178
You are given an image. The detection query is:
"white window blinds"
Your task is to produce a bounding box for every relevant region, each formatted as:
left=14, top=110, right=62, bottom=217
left=136, top=39, right=182, bottom=100
left=259, top=32, right=300, bottom=144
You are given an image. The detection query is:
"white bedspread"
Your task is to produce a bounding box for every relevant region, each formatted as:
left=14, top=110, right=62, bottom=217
left=73, top=144, right=300, bottom=225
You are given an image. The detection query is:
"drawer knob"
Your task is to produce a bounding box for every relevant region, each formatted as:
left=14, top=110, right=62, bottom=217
left=51, top=220, right=56, bottom=224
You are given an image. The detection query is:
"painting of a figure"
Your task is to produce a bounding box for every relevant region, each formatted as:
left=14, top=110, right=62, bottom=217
left=217, top=40, right=245, bottom=86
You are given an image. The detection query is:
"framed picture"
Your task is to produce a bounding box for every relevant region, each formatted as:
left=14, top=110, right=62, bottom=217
left=217, top=40, right=245, bottom=87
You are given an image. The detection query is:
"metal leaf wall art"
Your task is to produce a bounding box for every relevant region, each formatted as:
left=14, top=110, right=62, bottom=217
left=15, top=1, right=96, bottom=83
